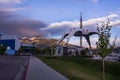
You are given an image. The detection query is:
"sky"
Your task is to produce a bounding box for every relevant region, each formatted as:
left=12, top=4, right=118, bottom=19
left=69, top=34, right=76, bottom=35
left=0, top=0, right=120, bottom=48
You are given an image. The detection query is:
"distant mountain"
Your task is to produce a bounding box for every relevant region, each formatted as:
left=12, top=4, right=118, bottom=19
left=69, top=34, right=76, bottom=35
left=20, top=37, right=66, bottom=49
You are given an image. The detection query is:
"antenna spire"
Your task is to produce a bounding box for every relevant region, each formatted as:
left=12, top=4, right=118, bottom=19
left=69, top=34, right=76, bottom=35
left=80, top=13, right=82, bottom=29
left=80, top=12, right=83, bottom=47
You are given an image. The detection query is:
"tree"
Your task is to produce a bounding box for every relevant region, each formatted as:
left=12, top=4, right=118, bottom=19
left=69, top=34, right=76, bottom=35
left=81, top=49, right=87, bottom=56
left=0, top=44, right=7, bottom=55
left=17, top=47, right=23, bottom=55
left=96, top=20, right=116, bottom=80
left=44, top=47, right=51, bottom=56
left=34, top=47, right=41, bottom=55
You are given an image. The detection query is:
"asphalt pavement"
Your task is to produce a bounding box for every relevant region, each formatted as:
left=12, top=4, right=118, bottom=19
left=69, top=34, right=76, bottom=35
left=0, top=56, right=68, bottom=80
left=0, top=56, right=29, bottom=80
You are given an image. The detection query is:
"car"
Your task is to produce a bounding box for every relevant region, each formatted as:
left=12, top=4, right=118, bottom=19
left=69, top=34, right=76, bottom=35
left=117, top=56, right=120, bottom=61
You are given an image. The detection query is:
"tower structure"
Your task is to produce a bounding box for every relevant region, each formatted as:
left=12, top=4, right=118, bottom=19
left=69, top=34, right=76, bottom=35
left=80, top=13, right=83, bottom=47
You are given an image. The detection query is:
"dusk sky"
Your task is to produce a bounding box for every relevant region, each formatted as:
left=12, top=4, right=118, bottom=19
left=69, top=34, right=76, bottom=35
left=0, top=0, right=120, bottom=48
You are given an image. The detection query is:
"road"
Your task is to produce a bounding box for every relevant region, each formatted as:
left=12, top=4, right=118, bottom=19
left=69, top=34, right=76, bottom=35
left=0, top=56, right=29, bottom=80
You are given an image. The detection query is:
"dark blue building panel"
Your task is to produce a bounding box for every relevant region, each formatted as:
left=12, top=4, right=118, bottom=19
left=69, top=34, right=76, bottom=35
left=0, top=39, right=15, bottom=50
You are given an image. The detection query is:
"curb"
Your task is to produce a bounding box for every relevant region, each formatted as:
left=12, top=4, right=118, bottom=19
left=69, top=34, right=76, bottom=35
left=21, top=56, right=30, bottom=80
left=13, top=56, right=30, bottom=80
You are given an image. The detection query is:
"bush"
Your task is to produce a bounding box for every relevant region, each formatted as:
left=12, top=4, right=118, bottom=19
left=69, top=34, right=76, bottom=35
left=34, top=47, right=41, bottom=54
left=81, top=49, right=87, bottom=56
left=17, top=47, right=23, bottom=55
left=0, top=44, right=7, bottom=55
left=40, top=47, right=55, bottom=56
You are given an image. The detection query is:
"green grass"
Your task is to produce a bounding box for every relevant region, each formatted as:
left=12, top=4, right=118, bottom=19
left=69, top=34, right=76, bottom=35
left=37, top=56, right=120, bottom=80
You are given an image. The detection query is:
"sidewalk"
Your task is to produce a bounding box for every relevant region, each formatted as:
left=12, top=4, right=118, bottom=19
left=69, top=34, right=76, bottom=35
left=25, top=56, right=68, bottom=80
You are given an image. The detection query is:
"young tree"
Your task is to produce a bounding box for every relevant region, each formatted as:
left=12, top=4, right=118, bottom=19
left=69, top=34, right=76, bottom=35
left=96, top=20, right=116, bottom=80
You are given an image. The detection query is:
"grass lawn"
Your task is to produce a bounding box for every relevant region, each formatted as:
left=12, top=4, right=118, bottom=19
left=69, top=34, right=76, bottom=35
left=37, top=56, right=120, bottom=80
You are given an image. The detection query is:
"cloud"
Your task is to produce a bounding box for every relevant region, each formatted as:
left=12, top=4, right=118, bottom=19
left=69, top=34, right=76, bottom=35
left=92, top=0, right=99, bottom=3
left=75, top=0, right=99, bottom=3
left=42, top=13, right=120, bottom=36
left=0, top=0, right=23, bottom=4
left=41, top=13, right=120, bottom=47
left=41, top=21, right=78, bottom=36
left=115, top=38, right=120, bottom=46
left=68, top=35, right=98, bottom=48
left=0, top=7, right=26, bottom=12
left=69, top=35, right=120, bottom=48
left=111, top=20, right=120, bottom=27
left=0, top=0, right=48, bottom=37
left=0, top=11, right=47, bottom=37
left=0, top=0, right=26, bottom=12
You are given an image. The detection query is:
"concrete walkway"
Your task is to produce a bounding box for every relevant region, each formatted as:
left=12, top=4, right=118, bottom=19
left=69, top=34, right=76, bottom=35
left=25, top=56, right=68, bottom=80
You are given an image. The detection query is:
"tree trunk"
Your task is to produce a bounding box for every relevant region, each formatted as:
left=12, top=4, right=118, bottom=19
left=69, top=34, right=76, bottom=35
left=102, top=58, right=105, bottom=80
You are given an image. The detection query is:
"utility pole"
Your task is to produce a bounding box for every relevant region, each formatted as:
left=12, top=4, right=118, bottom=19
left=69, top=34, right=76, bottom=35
left=80, top=13, right=82, bottom=47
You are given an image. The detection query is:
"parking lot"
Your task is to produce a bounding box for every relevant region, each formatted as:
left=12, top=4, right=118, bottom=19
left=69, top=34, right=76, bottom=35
left=93, top=55, right=120, bottom=62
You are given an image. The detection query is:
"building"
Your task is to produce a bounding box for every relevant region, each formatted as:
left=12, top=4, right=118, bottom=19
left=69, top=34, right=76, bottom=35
left=0, top=34, right=21, bottom=55
left=21, top=44, right=35, bottom=55
left=113, top=46, right=120, bottom=53
left=54, top=45, right=84, bottom=56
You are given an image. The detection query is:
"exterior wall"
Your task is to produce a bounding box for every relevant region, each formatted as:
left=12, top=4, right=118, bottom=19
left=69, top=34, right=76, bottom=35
left=0, top=39, right=15, bottom=50
left=54, top=45, right=63, bottom=56
left=15, top=37, right=21, bottom=51
left=54, top=45, right=85, bottom=56
left=0, top=35, right=21, bottom=51
left=114, top=49, right=120, bottom=53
